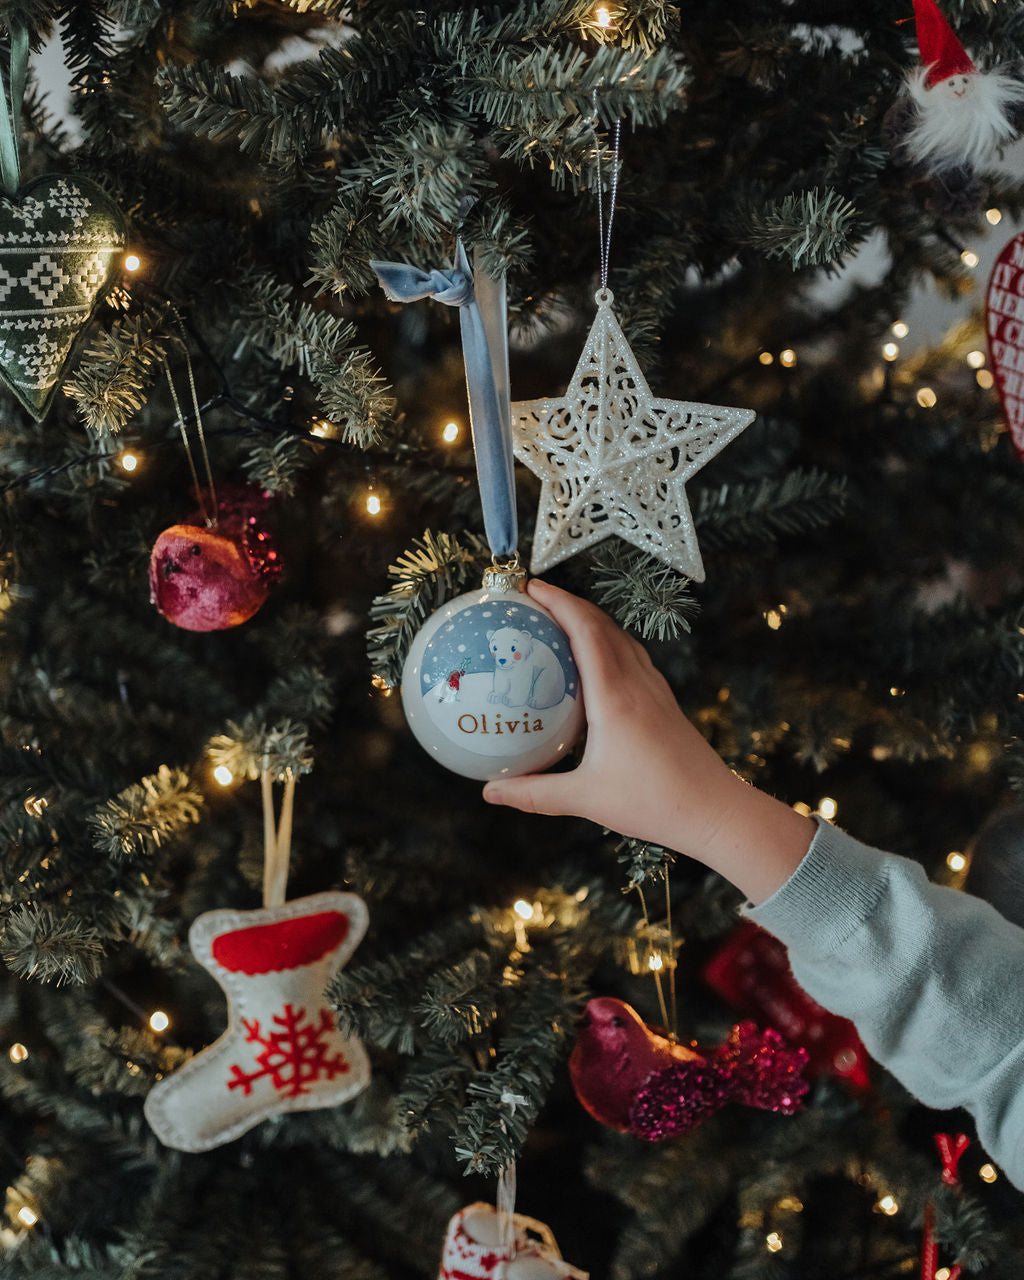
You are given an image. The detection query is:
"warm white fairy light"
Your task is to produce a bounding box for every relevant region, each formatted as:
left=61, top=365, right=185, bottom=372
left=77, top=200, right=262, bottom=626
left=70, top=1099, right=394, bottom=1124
left=366, top=492, right=382, bottom=516
left=966, top=350, right=985, bottom=369
left=124, top=253, right=141, bottom=272
left=976, top=369, right=994, bottom=389
left=987, top=208, right=1003, bottom=225
left=765, top=1232, right=783, bottom=1253
left=890, top=686, right=904, bottom=697
left=310, top=419, right=332, bottom=438
left=891, top=320, right=909, bottom=338
left=513, top=899, right=534, bottom=920
left=779, top=349, right=797, bottom=368
left=961, top=249, right=979, bottom=269
left=120, top=452, right=138, bottom=472
left=946, top=851, right=967, bottom=872
left=8, top=1044, right=28, bottom=1064
left=817, top=797, right=838, bottom=820
left=792, top=801, right=813, bottom=817
left=882, top=342, right=899, bottom=362
left=213, top=765, right=234, bottom=787
left=149, top=1010, right=170, bottom=1033
left=875, top=1194, right=899, bottom=1216
left=442, top=421, right=460, bottom=443
left=764, top=607, right=784, bottom=630
left=594, top=4, right=612, bottom=27
left=648, top=953, right=664, bottom=972
left=23, top=796, right=47, bottom=817
left=758, top=351, right=774, bottom=365
left=916, top=387, right=937, bottom=408
left=16, top=1207, right=37, bottom=1228
left=979, top=1163, right=998, bottom=1183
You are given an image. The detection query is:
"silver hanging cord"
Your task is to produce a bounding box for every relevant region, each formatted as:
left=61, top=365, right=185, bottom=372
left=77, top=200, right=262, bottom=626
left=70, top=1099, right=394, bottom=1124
left=162, top=316, right=218, bottom=527
left=594, top=104, right=622, bottom=293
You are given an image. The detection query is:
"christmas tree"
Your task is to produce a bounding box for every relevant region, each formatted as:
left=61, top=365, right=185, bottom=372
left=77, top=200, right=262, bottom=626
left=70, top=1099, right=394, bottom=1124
left=1, top=0, right=1023, bottom=1276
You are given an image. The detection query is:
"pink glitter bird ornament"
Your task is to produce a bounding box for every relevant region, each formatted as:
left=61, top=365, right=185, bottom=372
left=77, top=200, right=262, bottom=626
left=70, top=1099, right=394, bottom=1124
left=568, top=997, right=810, bottom=1141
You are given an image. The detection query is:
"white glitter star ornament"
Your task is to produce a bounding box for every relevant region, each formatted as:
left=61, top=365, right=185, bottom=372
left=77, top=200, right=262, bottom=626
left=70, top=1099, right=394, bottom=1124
left=511, top=289, right=755, bottom=581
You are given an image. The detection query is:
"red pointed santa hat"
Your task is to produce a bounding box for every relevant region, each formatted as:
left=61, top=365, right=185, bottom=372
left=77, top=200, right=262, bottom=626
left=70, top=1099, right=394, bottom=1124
left=913, top=0, right=976, bottom=87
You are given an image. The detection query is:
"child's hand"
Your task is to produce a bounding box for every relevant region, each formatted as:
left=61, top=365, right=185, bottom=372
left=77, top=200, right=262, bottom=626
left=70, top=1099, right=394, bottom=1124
left=482, top=580, right=814, bottom=903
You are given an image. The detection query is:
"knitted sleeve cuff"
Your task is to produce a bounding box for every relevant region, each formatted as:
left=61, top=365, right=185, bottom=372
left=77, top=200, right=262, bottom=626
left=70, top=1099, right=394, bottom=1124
left=744, top=817, right=892, bottom=959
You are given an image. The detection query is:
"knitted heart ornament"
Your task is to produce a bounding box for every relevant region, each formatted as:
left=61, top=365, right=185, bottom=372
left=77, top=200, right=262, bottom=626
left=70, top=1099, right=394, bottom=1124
left=0, top=174, right=127, bottom=419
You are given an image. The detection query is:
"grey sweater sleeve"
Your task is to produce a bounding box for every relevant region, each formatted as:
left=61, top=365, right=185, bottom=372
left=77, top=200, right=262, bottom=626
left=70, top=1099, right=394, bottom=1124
left=746, top=818, right=1024, bottom=1190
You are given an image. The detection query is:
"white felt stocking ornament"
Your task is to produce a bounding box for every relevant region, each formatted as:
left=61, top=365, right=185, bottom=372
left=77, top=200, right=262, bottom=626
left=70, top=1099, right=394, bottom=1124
left=438, top=1203, right=588, bottom=1280
left=144, top=773, right=370, bottom=1151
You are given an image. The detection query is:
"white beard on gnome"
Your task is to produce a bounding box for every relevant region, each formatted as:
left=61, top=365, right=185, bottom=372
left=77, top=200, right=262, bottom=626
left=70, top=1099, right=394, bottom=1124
left=904, top=64, right=1024, bottom=172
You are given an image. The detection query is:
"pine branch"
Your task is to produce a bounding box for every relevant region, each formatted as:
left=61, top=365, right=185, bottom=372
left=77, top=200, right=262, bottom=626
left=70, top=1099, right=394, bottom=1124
left=230, top=271, right=394, bottom=447
left=694, top=469, right=848, bottom=550
left=86, top=765, right=203, bottom=861
left=614, top=836, right=674, bottom=891
left=240, top=432, right=310, bottom=495
left=366, top=529, right=491, bottom=689
left=2, top=906, right=106, bottom=985
left=736, top=188, right=859, bottom=269
left=62, top=310, right=171, bottom=437
left=587, top=542, right=698, bottom=641
left=206, top=716, right=315, bottom=782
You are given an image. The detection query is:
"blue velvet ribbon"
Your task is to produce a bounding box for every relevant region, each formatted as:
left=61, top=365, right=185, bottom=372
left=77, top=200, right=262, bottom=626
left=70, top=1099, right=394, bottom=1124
left=370, top=241, right=518, bottom=558
left=0, top=22, right=28, bottom=196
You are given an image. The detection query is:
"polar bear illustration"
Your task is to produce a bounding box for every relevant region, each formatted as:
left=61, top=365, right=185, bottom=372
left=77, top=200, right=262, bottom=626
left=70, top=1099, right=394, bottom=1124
left=486, top=626, right=567, bottom=709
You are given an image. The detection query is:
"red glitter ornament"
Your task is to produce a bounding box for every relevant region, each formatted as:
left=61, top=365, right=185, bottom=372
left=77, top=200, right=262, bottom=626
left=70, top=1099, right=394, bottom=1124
left=704, top=921, right=869, bottom=1091
left=149, top=488, right=282, bottom=632
left=569, top=997, right=809, bottom=1141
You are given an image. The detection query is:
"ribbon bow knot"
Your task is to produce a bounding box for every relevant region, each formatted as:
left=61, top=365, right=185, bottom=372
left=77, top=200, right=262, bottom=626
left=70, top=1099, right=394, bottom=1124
left=371, top=262, right=475, bottom=309
left=370, top=239, right=517, bottom=557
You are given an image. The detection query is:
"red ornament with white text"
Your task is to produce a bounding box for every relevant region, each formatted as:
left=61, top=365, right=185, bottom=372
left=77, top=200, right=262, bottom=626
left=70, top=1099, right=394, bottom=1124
left=986, top=232, right=1024, bottom=460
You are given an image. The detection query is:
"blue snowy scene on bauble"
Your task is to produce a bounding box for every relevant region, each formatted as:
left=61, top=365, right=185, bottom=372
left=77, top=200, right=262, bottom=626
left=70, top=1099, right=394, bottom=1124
left=400, top=586, right=585, bottom=781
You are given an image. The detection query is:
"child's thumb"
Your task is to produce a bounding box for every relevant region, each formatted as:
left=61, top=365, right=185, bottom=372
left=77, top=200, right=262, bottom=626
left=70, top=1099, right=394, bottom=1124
left=482, top=772, right=573, bottom=818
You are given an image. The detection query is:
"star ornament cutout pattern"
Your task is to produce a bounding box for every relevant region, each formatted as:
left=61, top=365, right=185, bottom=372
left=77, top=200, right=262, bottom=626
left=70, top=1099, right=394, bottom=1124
left=511, top=290, right=755, bottom=581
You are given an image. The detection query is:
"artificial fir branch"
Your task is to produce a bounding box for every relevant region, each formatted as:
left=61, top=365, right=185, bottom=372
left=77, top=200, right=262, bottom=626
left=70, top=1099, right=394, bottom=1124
left=62, top=311, right=172, bottom=437
left=2, top=906, right=106, bottom=985
left=206, top=716, right=314, bottom=782
left=366, top=529, right=491, bottom=689
left=614, top=836, right=673, bottom=891
left=86, top=765, right=203, bottom=861
left=694, top=469, right=849, bottom=550
left=588, top=542, right=698, bottom=641
left=229, top=270, right=394, bottom=447
left=736, top=187, right=859, bottom=269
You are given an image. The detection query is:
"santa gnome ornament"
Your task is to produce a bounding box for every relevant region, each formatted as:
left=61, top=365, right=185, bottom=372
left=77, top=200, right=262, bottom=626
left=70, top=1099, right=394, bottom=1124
left=901, top=0, right=1024, bottom=175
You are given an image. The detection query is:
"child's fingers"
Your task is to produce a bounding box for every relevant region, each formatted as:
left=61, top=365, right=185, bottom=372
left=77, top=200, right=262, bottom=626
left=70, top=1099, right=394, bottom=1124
left=482, top=770, right=579, bottom=817
left=526, top=579, right=645, bottom=697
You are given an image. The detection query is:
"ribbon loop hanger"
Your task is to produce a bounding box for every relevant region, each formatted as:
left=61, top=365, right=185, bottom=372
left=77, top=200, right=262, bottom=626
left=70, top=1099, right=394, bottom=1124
left=370, top=224, right=518, bottom=559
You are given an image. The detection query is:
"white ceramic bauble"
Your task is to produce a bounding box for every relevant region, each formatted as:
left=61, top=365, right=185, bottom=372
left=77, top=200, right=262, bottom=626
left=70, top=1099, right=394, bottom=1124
left=401, top=572, right=584, bottom=781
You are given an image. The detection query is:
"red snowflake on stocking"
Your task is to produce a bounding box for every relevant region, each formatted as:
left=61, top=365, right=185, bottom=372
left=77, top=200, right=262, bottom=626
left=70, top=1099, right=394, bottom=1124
left=227, top=1002, right=352, bottom=1098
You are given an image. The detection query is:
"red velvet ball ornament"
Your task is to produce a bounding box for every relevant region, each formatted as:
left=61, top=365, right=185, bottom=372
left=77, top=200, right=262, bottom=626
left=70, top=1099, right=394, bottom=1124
left=149, top=490, right=282, bottom=632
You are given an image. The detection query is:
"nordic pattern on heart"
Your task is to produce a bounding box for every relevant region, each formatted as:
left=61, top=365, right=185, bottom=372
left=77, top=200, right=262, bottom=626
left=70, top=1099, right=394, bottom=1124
left=0, top=177, right=125, bottom=397
left=227, top=1002, right=352, bottom=1098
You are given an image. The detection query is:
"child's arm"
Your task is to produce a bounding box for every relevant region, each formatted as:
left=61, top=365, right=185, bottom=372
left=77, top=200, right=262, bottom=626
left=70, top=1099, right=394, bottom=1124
left=482, top=578, right=816, bottom=904
left=485, top=581, right=1024, bottom=1189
